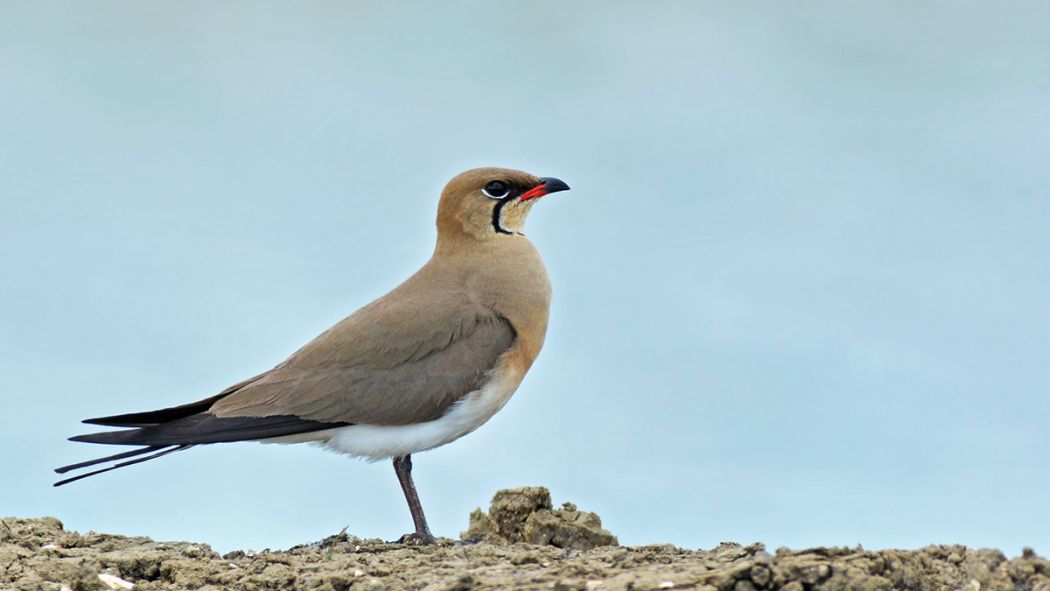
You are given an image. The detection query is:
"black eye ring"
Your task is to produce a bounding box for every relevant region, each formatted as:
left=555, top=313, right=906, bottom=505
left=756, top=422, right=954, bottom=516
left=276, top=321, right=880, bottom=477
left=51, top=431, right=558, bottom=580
left=482, top=180, right=510, bottom=199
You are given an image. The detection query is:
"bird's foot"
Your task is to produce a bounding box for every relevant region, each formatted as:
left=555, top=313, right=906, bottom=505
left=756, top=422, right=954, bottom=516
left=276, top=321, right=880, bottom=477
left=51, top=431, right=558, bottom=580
left=395, top=531, right=436, bottom=545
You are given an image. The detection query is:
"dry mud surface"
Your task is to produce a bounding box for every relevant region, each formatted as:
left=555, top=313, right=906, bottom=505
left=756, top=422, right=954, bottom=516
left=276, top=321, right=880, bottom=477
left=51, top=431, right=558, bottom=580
left=3, top=487, right=1048, bottom=591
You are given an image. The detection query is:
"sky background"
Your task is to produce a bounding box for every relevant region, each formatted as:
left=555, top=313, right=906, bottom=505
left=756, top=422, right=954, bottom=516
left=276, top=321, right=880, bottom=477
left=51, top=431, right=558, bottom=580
left=2, top=1, right=1048, bottom=555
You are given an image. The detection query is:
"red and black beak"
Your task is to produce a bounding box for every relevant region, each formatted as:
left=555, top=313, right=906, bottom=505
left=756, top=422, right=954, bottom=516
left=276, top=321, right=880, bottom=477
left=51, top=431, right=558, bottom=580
left=520, top=177, right=571, bottom=202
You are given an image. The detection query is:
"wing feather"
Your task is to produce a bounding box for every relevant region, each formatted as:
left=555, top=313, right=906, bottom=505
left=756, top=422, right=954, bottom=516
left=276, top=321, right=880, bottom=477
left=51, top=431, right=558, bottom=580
left=210, top=308, right=516, bottom=425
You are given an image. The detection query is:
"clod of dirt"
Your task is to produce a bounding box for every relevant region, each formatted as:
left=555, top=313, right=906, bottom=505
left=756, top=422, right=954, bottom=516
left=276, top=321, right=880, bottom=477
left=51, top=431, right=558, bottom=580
left=460, top=486, right=619, bottom=550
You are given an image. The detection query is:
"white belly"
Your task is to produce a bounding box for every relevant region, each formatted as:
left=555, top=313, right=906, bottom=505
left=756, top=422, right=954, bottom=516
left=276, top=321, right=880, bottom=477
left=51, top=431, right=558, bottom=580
left=265, top=370, right=521, bottom=462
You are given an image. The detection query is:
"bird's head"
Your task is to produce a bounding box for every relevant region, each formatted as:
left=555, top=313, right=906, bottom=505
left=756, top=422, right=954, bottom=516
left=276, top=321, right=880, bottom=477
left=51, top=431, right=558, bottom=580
left=436, top=167, right=570, bottom=245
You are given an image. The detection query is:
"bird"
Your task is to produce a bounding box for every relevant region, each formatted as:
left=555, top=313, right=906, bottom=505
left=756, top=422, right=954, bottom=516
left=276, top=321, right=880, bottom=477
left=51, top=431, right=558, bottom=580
left=55, top=167, right=570, bottom=544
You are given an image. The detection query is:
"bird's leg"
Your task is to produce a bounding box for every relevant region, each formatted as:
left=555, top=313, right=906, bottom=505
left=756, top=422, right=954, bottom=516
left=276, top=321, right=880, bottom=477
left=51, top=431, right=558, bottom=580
left=392, top=454, right=435, bottom=544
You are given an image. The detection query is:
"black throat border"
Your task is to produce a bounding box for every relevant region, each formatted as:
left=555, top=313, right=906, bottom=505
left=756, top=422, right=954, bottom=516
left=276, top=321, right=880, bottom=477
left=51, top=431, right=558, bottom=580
left=491, top=196, right=515, bottom=235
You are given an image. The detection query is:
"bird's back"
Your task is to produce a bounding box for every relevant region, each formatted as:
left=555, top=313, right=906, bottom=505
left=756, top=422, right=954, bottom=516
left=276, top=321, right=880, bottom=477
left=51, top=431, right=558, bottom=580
left=207, top=236, right=552, bottom=425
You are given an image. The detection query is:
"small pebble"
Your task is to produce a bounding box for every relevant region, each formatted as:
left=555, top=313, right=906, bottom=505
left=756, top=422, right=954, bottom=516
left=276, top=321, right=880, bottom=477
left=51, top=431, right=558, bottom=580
left=98, top=573, right=134, bottom=590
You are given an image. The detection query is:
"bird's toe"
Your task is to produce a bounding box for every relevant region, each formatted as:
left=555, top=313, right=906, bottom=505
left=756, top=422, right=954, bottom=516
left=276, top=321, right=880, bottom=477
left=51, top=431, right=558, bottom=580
left=395, top=531, right=436, bottom=545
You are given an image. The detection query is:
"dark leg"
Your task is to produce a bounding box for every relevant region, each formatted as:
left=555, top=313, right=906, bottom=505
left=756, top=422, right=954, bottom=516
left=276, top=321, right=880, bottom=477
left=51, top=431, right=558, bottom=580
left=393, top=455, right=435, bottom=544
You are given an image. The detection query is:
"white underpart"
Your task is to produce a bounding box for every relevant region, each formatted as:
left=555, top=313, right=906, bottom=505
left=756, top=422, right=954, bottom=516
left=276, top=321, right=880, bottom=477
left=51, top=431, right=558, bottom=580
left=264, top=370, right=520, bottom=462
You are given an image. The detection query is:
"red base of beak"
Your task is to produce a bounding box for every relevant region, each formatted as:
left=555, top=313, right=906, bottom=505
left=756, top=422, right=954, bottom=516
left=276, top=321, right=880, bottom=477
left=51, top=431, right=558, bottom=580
left=520, top=177, right=571, bottom=201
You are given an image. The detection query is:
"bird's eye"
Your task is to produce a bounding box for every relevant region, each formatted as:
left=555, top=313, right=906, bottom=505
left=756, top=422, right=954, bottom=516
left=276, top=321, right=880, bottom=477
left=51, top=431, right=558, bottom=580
left=482, top=180, right=509, bottom=199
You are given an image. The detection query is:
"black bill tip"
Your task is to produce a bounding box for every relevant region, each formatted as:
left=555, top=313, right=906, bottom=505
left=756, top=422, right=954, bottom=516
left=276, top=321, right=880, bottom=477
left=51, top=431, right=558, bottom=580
left=538, top=177, right=570, bottom=194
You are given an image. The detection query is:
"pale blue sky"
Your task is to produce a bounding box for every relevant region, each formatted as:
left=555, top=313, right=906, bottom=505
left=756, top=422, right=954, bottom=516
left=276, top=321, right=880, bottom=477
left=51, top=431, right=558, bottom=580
left=2, top=2, right=1048, bottom=554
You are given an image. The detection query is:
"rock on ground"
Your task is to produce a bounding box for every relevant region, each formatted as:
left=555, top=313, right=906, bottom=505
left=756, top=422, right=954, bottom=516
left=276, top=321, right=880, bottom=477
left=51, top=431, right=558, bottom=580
left=3, top=487, right=1049, bottom=591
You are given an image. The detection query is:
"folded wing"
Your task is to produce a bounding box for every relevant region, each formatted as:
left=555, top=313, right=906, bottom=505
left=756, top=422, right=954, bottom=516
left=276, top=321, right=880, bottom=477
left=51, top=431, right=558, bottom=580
left=57, top=293, right=516, bottom=484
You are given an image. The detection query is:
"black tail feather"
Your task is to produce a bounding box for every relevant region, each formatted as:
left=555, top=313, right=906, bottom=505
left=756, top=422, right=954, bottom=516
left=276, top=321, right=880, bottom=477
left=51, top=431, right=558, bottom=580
left=69, top=428, right=156, bottom=445
left=55, top=445, right=166, bottom=474
left=70, top=414, right=349, bottom=447
left=57, top=406, right=348, bottom=486
left=53, top=445, right=193, bottom=487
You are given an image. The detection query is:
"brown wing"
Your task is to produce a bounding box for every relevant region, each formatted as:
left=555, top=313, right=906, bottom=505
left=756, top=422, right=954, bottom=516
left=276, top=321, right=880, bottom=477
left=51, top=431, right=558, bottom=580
left=208, top=295, right=517, bottom=426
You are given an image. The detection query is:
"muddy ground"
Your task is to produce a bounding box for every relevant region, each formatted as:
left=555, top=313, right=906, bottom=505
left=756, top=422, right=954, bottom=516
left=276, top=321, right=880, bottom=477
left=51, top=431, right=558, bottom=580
left=3, top=487, right=1048, bottom=591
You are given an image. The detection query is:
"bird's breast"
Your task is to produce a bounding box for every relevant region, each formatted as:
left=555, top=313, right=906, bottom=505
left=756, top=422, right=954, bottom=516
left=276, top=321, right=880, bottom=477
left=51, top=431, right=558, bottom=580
left=464, top=241, right=553, bottom=364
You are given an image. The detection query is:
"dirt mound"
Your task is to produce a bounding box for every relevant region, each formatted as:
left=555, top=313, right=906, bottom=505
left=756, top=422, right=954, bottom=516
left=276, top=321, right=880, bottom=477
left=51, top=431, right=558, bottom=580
left=461, top=486, right=617, bottom=550
left=3, top=487, right=1049, bottom=590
